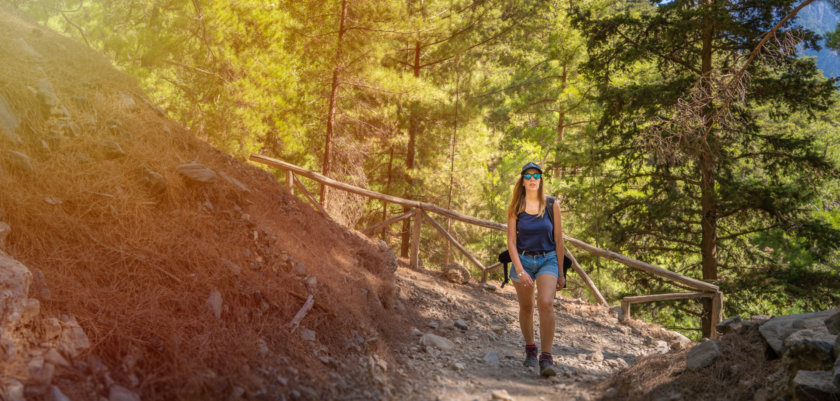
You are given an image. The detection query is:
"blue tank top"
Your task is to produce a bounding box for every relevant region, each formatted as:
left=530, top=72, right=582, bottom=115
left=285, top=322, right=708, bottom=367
left=516, top=211, right=555, bottom=253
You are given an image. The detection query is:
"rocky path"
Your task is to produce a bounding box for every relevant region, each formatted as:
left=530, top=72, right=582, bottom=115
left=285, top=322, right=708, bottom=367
left=384, top=266, right=693, bottom=401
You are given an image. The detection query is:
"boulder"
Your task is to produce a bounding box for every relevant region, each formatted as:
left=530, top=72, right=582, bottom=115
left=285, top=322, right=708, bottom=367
left=444, top=263, right=470, bottom=285
left=668, top=331, right=692, bottom=351
left=716, top=315, right=743, bottom=335
left=4, top=150, right=34, bottom=173
left=759, top=309, right=836, bottom=356
left=793, top=370, right=840, bottom=400
left=419, top=333, right=454, bottom=351
left=176, top=163, right=217, bottom=184
left=57, top=315, right=90, bottom=358
left=0, top=251, right=33, bottom=325
left=782, top=329, right=836, bottom=375
left=686, top=340, right=721, bottom=370
left=834, top=357, right=840, bottom=390
left=825, top=310, right=840, bottom=335
left=0, top=95, right=22, bottom=144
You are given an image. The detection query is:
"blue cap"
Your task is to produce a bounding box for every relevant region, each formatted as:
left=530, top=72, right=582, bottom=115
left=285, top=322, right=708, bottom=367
left=521, top=162, right=542, bottom=174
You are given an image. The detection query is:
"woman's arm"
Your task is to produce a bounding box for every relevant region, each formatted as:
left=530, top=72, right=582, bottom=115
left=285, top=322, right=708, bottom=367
left=554, top=200, right=566, bottom=289
left=507, top=215, right=533, bottom=287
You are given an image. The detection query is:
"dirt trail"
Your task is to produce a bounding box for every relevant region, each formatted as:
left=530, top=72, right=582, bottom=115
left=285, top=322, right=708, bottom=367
left=382, top=266, right=693, bottom=401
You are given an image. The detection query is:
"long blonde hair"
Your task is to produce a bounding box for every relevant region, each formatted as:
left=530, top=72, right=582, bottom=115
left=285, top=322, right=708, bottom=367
left=506, top=173, right=545, bottom=220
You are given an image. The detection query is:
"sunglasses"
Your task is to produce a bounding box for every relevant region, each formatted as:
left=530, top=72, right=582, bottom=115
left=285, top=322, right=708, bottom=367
left=522, top=173, right=541, bottom=180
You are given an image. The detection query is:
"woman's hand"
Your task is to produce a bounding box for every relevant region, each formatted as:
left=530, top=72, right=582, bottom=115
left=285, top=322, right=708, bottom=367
left=556, top=274, right=566, bottom=290
left=516, top=270, right=534, bottom=287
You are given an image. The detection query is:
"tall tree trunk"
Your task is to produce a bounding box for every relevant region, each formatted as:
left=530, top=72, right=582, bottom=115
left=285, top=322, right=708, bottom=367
left=445, top=62, right=460, bottom=265
left=699, top=0, right=718, bottom=339
left=382, top=146, right=395, bottom=241
left=553, top=63, right=568, bottom=178
left=400, top=40, right=423, bottom=257
left=321, top=0, right=348, bottom=207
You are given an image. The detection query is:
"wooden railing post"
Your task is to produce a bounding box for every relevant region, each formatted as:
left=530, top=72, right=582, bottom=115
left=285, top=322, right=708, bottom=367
left=286, top=170, right=294, bottom=194
left=711, top=291, right=723, bottom=339
left=410, top=209, right=423, bottom=270
left=565, top=248, right=608, bottom=306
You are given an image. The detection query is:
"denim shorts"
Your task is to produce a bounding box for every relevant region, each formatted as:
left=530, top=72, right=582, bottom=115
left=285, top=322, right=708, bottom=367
left=508, top=250, right=559, bottom=283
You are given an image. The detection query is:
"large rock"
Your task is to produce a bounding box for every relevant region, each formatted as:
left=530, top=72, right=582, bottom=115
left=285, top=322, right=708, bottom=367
left=716, top=315, right=743, bottom=335
left=782, top=329, right=836, bottom=375
left=176, top=163, right=217, bottom=184
left=759, top=309, right=836, bottom=356
left=56, top=315, right=90, bottom=358
left=444, top=263, right=470, bottom=285
left=793, top=370, right=840, bottom=400
left=834, top=357, right=840, bottom=390
left=0, top=95, right=22, bottom=144
left=0, top=251, right=33, bottom=326
left=686, top=340, right=721, bottom=370
left=825, top=309, right=840, bottom=335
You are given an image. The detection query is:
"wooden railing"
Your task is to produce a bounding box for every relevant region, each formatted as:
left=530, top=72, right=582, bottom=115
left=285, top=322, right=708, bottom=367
left=250, top=154, right=724, bottom=338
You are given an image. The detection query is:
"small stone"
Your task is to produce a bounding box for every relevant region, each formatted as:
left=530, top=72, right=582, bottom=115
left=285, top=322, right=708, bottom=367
left=686, top=340, right=720, bottom=370
left=4, top=150, right=33, bottom=172
left=491, top=389, right=514, bottom=401
left=231, top=386, right=246, bottom=399
left=483, top=283, right=498, bottom=291
left=207, top=290, right=223, bottom=319
left=444, top=263, right=470, bottom=284
left=3, top=378, right=24, bottom=401
left=484, top=351, right=500, bottom=365
left=43, top=317, right=62, bottom=340
left=0, top=221, right=9, bottom=249
left=28, top=357, right=55, bottom=385
left=305, top=276, right=317, bottom=292
left=411, top=328, right=423, bottom=337
left=454, top=319, right=469, bottom=330
left=589, top=351, right=604, bottom=362
left=57, top=315, right=90, bottom=358
left=44, top=349, right=70, bottom=368
left=419, top=333, right=455, bottom=350
left=109, top=385, right=140, bottom=401
left=176, top=163, right=217, bottom=184
left=103, top=141, right=127, bottom=159
left=138, top=167, right=167, bottom=194
left=48, top=385, right=71, bottom=401
left=427, top=321, right=439, bottom=330
left=452, top=362, right=465, bottom=371
left=294, top=262, right=306, bottom=276
left=299, top=328, right=316, bottom=342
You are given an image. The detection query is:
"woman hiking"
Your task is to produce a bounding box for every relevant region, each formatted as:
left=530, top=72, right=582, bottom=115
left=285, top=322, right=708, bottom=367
left=506, top=161, right=564, bottom=377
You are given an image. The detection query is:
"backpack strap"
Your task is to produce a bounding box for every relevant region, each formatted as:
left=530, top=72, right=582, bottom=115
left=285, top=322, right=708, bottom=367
left=546, top=196, right=555, bottom=225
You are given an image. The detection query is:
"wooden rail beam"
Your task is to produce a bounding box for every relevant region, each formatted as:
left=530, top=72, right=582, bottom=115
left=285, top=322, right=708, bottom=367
left=409, top=209, right=423, bottom=270
left=421, top=210, right=486, bottom=272
left=562, top=237, right=719, bottom=293
left=564, top=248, right=608, bottom=306
left=361, top=211, right=414, bottom=236
left=292, top=174, right=330, bottom=218
left=481, top=262, right=503, bottom=283
left=620, top=292, right=715, bottom=322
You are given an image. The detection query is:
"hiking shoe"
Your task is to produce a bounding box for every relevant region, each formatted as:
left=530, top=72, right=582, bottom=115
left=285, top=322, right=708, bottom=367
left=523, top=345, right=538, bottom=367
left=539, top=353, right=557, bottom=377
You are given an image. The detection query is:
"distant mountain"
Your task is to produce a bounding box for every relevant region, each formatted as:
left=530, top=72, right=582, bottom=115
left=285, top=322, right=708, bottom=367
left=797, top=0, right=840, bottom=78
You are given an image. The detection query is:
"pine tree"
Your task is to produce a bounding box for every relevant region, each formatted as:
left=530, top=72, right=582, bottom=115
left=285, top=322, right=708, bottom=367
left=573, top=0, right=840, bottom=337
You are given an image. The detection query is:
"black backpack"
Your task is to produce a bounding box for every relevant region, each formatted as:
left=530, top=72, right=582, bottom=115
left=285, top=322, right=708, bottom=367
left=498, top=196, right=571, bottom=288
